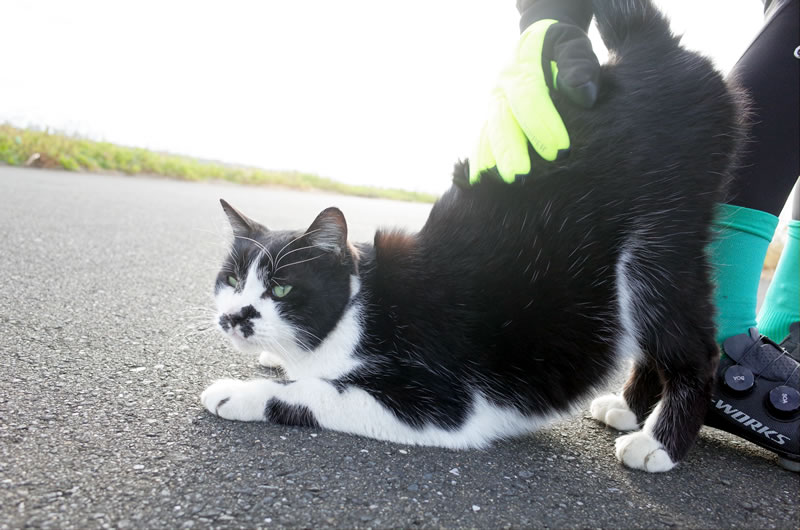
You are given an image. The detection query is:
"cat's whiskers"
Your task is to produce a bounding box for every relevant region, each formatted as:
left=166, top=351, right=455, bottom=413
left=228, top=243, right=242, bottom=265
left=176, top=306, right=216, bottom=324
left=273, top=229, right=323, bottom=269
left=183, top=325, right=216, bottom=342
left=280, top=323, right=322, bottom=351
left=218, top=264, right=236, bottom=274
left=274, top=244, right=321, bottom=270
left=256, top=332, right=297, bottom=364
left=168, top=308, right=221, bottom=350
left=273, top=254, right=325, bottom=274
left=179, top=304, right=217, bottom=313
left=180, top=319, right=218, bottom=339
left=292, top=326, right=323, bottom=346
left=233, top=235, right=275, bottom=269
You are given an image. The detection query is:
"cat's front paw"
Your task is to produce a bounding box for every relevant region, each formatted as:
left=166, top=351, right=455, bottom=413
left=258, top=351, right=284, bottom=368
left=590, top=393, right=638, bottom=431
left=201, top=378, right=271, bottom=422
left=614, top=431, right=675, bottom=472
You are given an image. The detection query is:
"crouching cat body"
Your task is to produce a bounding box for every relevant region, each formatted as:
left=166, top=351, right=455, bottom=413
left=201, top=0, right=745, bottom=472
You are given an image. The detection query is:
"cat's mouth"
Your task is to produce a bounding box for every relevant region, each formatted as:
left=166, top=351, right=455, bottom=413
left=222, top=327, right=264, bottom=354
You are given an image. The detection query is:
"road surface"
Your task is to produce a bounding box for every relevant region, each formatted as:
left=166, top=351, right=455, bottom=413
left=1, top=167, right=797, bottom=529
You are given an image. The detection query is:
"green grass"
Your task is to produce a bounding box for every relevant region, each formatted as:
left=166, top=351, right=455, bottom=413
left=0, top=124, right=437, bottom=203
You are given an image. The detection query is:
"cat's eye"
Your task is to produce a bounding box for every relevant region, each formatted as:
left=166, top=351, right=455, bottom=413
left=272, top=284, right=292, bottom=298
left=227, top=275, right=239, bottom=288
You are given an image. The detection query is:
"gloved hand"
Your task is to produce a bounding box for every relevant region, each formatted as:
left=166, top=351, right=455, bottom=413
left=469, top=3, right=600, bottom=185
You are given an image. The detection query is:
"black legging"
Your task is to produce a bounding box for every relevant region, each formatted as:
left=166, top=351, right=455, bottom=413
left=725, top=0, right=799, bottom=219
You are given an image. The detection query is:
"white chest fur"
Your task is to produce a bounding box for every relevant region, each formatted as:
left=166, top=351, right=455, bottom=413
left=279, top=301, right=364, bottom=380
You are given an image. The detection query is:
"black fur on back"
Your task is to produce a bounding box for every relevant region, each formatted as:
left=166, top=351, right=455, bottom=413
left=335, top=0, right=745, bottom=433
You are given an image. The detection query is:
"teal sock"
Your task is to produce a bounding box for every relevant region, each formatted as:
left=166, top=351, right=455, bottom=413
left=709, top=204, right=779, bottom=345
left=757, top=219, right=800, bottom=342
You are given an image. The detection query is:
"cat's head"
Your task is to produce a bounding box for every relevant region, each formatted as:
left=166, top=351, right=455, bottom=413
left=214, top=199, right=358, bottom=356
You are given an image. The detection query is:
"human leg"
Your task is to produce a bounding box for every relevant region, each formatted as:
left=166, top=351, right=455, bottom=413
left=706, top=0, right=800, bottom=470
left=757, top=189, right=800, bottom=342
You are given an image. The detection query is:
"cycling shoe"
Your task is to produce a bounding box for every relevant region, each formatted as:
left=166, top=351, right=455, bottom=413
left=706, top=328, right=800, bottom=472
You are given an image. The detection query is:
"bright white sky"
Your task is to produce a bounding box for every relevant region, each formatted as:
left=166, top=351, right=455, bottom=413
left=1, top=1, right=764, bottom=194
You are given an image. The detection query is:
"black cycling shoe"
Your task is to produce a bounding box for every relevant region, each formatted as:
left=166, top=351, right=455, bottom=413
left=705, top=328, right=800, bottom=472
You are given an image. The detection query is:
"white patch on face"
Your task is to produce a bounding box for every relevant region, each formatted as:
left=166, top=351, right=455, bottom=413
left=215, top=260, right=298, bottom=355
left=216, top=257, right=364, bottom=380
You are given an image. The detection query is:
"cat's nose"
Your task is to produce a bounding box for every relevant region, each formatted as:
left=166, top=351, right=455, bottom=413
left=218, top=314, right=233, bottom=331
left=219, top=305, right=261, bottom=337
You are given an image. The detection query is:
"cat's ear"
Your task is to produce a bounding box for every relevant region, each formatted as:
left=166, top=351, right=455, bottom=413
left=305, top=207, right=347, bottom=255
left=220, top=199, right=261, bottom=235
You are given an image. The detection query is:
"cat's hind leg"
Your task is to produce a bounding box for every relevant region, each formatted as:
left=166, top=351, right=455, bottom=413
left=591, top=359, right=662, bottom=432
left=615, top=355, right=716, bottom=473
left=618, top=332, right=717, bottom=472
left=621, top=358, right=663, bottom=423
left=612, top=249, right=719, bottom=472
left=590, top=393, right=639, bottom=431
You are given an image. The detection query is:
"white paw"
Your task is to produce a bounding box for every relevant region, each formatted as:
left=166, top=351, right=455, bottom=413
left=200, top=378, right=271, bottom=422
left=615, top=431, right=676, bottom=472
left=258, top=351, right=284, bottom=368
left=590, top=393, right=639, bottom=431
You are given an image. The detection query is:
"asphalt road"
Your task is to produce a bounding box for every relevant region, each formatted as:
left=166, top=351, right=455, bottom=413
left=1, top=167, right=797, bottom=529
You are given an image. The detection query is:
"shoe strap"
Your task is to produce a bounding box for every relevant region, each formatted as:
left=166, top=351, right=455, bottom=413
left=723, top=327, right=799, bottom=387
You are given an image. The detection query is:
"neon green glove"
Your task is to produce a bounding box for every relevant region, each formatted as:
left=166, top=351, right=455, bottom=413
left=470, top=18, right=599, bottom=185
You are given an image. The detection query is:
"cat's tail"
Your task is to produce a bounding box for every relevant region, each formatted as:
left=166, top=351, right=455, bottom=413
left=592, top=0, right=674, bottom=52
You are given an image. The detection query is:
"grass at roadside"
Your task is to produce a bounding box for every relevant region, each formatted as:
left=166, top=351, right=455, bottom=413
left=0, top=124, right=437, bottom=203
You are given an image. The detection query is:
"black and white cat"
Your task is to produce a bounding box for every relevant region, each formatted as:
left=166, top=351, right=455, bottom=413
left=201, top=0, right=745, bottom=472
